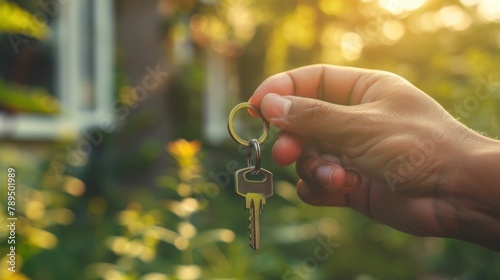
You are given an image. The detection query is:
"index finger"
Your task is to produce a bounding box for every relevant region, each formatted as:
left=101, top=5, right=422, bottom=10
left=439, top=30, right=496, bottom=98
left=249, top=64, right=377, bottom=108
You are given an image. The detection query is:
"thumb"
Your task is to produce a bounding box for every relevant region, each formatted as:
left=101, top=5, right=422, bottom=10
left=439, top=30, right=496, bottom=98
left=260, top=93, right=368, bottom=143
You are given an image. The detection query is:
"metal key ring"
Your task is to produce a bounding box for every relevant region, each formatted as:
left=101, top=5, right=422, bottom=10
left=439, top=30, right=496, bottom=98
left=247, top=139, right=261, bottom=174
left=228, top=102, right=269, bottom=146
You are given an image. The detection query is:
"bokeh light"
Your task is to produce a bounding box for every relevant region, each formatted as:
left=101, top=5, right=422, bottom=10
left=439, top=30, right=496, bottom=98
left=460, top=0, right=480, bottom=6
left=219, top=229, right=235, bottom=243
left=382, top=19, right=405, bottom=42
left=320, top=0, right=344, bottom=16
left=437, top=5, right=472, bottom=31
left=282, top=4, right=316, bottom=49
left=174, top=236, right=189, bottom=250
left=27, top=227, right=57, bottom=249
left=318, top=217, right=339, bottom=236
left=477, top=0, right=500, bottom=22
left=378, top=0, right=427, bottom=15
left=140, top=273, right=170, bottom=280
left=25, top=200, right=45, bottom=220
left=54, top=208, right=75, bottom=225
left=178, top=222, right=197, bottom=239
left=175, top=265, right=201, bottom=280
left=2, top=0, right=500, bottom=279
left=63, top=176, right=86, bottom=196
left=298, top=223, right=317, bottom=240
left=341, top=32, right=364, bottom=60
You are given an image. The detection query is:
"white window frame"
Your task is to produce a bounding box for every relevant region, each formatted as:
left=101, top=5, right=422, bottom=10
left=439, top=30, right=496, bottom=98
left=0, top=0, right=115, bottom=140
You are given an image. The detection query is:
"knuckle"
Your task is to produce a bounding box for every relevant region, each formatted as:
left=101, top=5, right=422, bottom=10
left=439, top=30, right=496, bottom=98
left=289, top=101, right=332, bottom=133
left=302, top=102, right=330, bottom=120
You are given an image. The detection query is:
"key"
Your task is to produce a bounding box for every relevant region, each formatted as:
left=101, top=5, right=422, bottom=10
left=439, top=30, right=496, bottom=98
left=235, top=167, right=273, bottom=250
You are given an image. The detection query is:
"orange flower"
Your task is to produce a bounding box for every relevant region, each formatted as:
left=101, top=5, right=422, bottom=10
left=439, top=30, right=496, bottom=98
left=167, top=139, right=201, bottom=158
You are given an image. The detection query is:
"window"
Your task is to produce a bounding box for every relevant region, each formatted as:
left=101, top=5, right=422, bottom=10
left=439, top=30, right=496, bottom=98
left=0, top=0, right=115, bottom=140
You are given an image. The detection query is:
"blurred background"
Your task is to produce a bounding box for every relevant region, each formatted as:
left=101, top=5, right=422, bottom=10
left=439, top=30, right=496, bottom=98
left=1, top=0, right=500, bottom=279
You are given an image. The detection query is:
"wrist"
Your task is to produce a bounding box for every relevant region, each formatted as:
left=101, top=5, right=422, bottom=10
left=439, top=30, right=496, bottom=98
left=452, top=134, right=500, bottom=251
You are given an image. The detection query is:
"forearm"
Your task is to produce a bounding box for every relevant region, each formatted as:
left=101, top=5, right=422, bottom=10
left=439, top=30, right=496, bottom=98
left=454, top=136, right=500, bottom=251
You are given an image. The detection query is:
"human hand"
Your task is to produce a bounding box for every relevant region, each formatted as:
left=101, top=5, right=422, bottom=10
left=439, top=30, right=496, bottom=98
left=249, top=64, right=500, bottom=250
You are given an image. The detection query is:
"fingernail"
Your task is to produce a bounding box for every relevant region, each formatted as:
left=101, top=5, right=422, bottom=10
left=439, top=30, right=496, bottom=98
left=262, top=93, right=291, bottom=120
left=342, top=169, right=361, bottom=193
left=316, top=165, right=336, bottom=190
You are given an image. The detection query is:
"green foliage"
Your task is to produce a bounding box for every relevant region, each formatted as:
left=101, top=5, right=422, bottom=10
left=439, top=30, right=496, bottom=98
left=0, top=145, right=82, bottom=280
left=186, top=0, right=500, bottom=138
left=0, top=1, right=57, bottom=114
left=1, top=0, right=499, bottom=279
left=0, top=0, right=49, bottom=39
left=0, top=79, right=59, bottom=114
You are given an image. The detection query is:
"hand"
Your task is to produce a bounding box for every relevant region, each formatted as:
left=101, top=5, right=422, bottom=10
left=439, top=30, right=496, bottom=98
left=249, top=64, right=500, bottom=250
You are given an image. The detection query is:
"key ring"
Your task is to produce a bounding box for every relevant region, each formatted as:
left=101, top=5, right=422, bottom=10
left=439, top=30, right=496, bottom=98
left=228, top=102, right=269, bottom=146
left=247, top=139, right=261, bottom=174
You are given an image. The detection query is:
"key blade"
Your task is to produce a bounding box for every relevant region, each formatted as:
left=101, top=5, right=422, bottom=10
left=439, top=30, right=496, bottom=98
left=247, top=195, right=263, bottom=250
left=248, top=200, right=258, bottom=250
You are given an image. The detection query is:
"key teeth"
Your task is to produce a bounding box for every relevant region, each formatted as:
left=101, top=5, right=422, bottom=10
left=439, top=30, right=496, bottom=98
left=248, top=207, right=253, bottom=242
left=246, top=197, right=261, bottom=250
left=248, top=208, right=253, bottom=243
left=249, top=232, right=255, bottom=250
left=248, top=207, right=253, bottom=228
left=248, top=202, right=257, bottom=249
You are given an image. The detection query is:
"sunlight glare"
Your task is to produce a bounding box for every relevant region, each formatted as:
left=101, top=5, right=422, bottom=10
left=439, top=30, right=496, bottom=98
left=459, top=0, right=480, bottom=6
left=282, top=5, right=316, bottom=49
left=320, top=24, right=345, bottom=63
left=378, top=0, right=426, bottom=15
left=320, top=22, right=338, bottom=47
left=382, top=20, right=405, bottom=41
left=438, top=5, right=472, bottom=31
left=417, top=12, right=442, bottom=32
left=320, top=0, right=343, bottom=16
left=477, top=0, right=500, bottom=22
left=226, top=2, right=256, bottom=42
left=341, top=32, right=364, bottom=60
